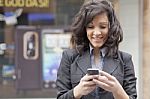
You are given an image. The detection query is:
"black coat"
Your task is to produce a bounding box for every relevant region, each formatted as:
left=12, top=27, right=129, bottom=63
left=56, top=49, right=137, bottom=99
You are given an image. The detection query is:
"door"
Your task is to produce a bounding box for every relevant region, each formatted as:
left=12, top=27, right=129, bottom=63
left=15, top=26, right=42, bottom=90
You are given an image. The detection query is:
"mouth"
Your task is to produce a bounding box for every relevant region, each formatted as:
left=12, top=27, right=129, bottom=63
left=92, top=37, right=103, bottom=42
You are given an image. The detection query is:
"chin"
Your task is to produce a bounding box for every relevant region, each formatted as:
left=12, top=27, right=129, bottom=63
left=92, top=44, right=103, bottom=48
left=90, top=40, right=105, bottom=48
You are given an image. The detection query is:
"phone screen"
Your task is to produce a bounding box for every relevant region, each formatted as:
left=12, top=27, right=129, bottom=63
left=87, top=68, right=99, bottom=75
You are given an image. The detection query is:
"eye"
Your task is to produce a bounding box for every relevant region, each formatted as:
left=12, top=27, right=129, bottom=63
left=86, top=25, right=94, bottom=29
left=100, top=26, right=107, bottom=29
left=99, top=25, right=108, bottom=29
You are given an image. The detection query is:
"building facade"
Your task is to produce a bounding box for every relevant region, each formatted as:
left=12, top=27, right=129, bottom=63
left=0, top=0, right=149, bottom=99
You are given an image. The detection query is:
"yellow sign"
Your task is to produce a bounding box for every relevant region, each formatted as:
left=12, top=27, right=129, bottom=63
left=0, top=0, right=50, bottom=8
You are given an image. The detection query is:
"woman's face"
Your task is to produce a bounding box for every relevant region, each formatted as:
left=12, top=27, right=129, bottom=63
left=86, top=13, right=109, bottom=49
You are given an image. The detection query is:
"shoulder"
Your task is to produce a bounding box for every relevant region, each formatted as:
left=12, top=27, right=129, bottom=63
left=119, top=50, right=132, bottom=58
left=118, top=50, right=133, bottom=64
left=63, top=48, right=78, bottom=57
left=62, top=48, right=79, bottom=62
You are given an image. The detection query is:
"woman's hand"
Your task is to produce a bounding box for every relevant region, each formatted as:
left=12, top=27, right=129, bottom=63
left=73, top=74, right=98, bottom=99
left=93, top=71, right=129, bottom=99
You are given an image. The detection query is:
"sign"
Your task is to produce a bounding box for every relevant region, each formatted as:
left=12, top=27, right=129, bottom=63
left=0, top=0, right=50, bottom=8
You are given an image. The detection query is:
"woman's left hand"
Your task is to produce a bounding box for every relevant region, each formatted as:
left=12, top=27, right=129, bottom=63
left=93, top=70, right=128, bottom=99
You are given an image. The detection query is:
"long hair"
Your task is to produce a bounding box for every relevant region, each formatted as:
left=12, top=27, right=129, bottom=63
left=70, top=0, right=123, bottom=58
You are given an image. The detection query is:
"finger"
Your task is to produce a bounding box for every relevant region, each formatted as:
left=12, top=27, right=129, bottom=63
left=100, top=71, right=114, bottom=80
left=100, top=77, right=115, bottom=87
left=95, top=75, right=108, bottom=82
left=81, top=74, right=98, bottom=81
left=84, top=81, right=96, bottom=86
left=80, top=80, right=96, bottom=89
left=93, top=73, right=115, bottom=87
left=93, top=79, right=110, bottom=91
left=93, top=75, right=114, bottom=87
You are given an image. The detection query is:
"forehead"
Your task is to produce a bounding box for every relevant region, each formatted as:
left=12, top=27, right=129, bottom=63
left=91, top=13, right=109, bottom=23
left=84, top=2, right=110, bottom=26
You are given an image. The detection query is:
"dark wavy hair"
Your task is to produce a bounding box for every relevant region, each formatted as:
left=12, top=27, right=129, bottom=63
left=70, top=0, right=123, bottom=58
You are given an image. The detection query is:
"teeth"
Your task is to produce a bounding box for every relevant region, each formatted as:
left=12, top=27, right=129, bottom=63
left=93, top=37, right=102, bottom=39
left=92, top=37, right=103, bottom=41
left=94, top=38, right=99, bottom=39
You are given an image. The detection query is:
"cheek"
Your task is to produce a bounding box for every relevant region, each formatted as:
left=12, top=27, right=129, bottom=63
left=103, top=30, right=109, bottom=39
left=104, top=33, right=109, bottom=40
left=103, top=33, right=108, bottom=39
left=86, top=31, right=91, bottom=39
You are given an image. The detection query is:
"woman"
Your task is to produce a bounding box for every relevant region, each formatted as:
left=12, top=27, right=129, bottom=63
left=56, top=0, right=137, bottom=99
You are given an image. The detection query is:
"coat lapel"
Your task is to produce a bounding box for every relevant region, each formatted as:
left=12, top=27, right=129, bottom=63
left=103, top=57, right=120, bottom=75
left=76, top=50, right=121, bottom=75
left=76, top=50, right=91, bottom=74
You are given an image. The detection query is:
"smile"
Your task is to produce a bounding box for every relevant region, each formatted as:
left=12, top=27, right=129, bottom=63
left=92, top=36, right=103, bottom=41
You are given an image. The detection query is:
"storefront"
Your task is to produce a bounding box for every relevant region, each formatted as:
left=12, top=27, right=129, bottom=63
left=0, top=0, right=147, bottom=98
left=0, top=0, right=86, bottom=98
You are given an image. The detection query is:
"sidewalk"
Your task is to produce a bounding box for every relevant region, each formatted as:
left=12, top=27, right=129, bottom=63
left=0, top=80, right=57, bottom=98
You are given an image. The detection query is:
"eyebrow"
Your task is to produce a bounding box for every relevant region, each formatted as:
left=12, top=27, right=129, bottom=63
left=88, top=22, right=109, bottom=25
left=99, top=22, right=109, bottom=24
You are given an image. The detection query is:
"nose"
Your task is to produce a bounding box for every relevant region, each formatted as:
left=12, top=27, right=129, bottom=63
left=93, top=28, right=101, bottom=36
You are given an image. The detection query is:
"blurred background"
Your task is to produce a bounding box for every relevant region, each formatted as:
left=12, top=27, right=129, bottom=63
left=0, top=0, right=149, bottom=99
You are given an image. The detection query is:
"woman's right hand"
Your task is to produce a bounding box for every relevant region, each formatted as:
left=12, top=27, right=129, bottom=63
left=73, top=74, right=98, bottom=99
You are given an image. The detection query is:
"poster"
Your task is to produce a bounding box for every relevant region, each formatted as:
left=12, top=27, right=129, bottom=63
left=42, top=32, right=70, bottom=82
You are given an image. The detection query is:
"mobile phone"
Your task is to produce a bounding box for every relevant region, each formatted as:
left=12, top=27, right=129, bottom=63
left=87, top=68, right=99, bottom=75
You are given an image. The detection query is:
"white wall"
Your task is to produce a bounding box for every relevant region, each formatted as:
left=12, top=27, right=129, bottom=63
left=119, top=0, right=141, bottom=98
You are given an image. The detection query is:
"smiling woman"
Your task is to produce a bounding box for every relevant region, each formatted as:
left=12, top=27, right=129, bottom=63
left=56, top=0, right=137, bottom=99
left=86, top=13, right=109, bottom=49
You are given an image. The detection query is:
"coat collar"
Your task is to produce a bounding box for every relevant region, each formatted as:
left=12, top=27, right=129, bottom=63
left=76, top=49, right=120, bottom=75
left=102, top=57, right=120, bottom=75
left=77, top=50, right=91, bottom=74
left=89, top=45, right=107, bottom=57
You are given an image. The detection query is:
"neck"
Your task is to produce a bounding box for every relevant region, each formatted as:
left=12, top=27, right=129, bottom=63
left=93, top=48, right=100, bottom=66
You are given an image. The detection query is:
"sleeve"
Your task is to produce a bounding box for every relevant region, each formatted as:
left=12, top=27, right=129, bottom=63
left=56, top=50, right=75, bottom=99
left=123, top=53, right=137, bottom=99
